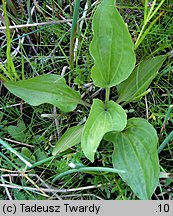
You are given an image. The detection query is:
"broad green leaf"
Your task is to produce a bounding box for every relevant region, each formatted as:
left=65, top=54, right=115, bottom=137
left=4, top=74, right=83, bottom=112
left=52, top=125, right=84, bottom=155
left=35, top=149, right=48, bottom=161
left=21, top=147, right=34, bottom=160
left=13, top=189, right=27, bottom=200
left=117, top=55, right=167, bottom=103
left=105, top=118, right=159, bottom=200
left=81, top=99, right=127, bottom=162
left=90, top=0, right=136, bottom=88
left=7, top=120, right=27, bottom=142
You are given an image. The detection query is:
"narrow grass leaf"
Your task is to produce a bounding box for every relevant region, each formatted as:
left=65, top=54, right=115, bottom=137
left=0, top=152, right=20, bottom=170
left=158, top=131, right=173, bottom=154
left=70, top=0, right=80, bottom=64
left=2, top=0, right=19, bottom=80
left=135, top=11, right=164, bottom=49
left=0, top=71, right=9, bottom=82
left=30, top=156, right=55, bottom=169
left=52, top=166, right=125, bottom=182
left=0, top=139, right=32, bottom=167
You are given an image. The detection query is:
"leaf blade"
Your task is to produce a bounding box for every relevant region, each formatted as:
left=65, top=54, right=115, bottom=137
left=81, top=99, right=127, bottom=162
left=7, top=120, right=27, bottom=142
left=117, top=55, right=167, bottom=103
left=52, top=125, right=84, bottom=155
left=4, top=74, right=83, bottom=112
left=90, top=0, right=136, bottom=88
left=105, top=118, right=159, bottom=200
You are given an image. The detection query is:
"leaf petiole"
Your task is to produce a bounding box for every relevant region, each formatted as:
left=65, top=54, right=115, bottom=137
left=105, top=87, right=110, bottom=105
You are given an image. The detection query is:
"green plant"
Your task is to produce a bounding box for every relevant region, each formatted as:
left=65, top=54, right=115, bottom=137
left=1, top=0, right=167, bottom=199
left=0, top=0, right=19, bottom=81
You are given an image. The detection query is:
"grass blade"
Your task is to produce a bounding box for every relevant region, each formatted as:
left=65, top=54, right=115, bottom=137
left=158, top=131, right=173, bottom=154
left=2, top=0, right=19, bottom=81
left=0, top=139, right=32, bottom=167
left=70, top=0, right=80, bottom=65
left=0, top=152, right=20, bottom=170
left=52, top=167, right=125, bottom=182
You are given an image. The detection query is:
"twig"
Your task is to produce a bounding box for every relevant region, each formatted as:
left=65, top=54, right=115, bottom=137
left=61, top=66, right=68, bottom=76
left=4, top=138, right=34, bottom=148
left=91, top=88, right=102, bottom=99
left=0, top=183, right=103, bottom=193
left=145, top=95, right=149, bottom=120
left=60, top=193, right=104, bottom=200
left=0, top=168, right=30, bottom=173
left=0, top=102, right=26, bottom=110
left=1, top=176, right=13, bottom=200
left=0, top=20, right=72, bottom=30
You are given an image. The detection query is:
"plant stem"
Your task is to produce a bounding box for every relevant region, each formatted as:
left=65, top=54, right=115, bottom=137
left=105, top=87, right=110, bottom=105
